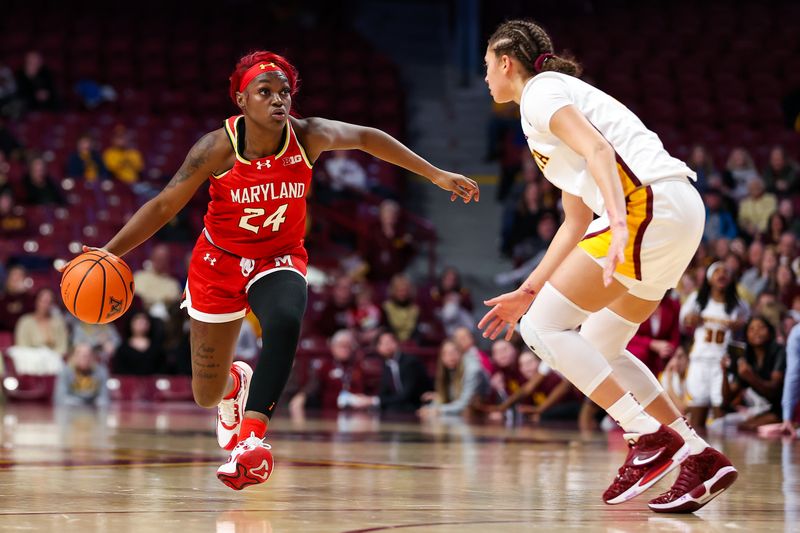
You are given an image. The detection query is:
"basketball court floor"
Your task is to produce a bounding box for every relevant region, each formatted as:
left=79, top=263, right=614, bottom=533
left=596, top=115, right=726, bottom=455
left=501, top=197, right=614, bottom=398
left=0, top=402, right=795, bottom=532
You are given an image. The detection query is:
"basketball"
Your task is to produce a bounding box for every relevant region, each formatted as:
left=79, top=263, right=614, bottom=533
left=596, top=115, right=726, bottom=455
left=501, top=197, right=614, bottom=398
left=60, top=250, right=135, bottom=324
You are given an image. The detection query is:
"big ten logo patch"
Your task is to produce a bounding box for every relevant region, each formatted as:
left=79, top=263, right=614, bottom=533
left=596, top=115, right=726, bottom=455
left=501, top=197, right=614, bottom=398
left=282, top=155, right=302, bottom=166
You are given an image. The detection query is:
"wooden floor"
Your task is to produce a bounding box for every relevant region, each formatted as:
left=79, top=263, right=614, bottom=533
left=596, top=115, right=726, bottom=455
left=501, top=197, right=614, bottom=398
left=0, top=403, right=796, bottom=532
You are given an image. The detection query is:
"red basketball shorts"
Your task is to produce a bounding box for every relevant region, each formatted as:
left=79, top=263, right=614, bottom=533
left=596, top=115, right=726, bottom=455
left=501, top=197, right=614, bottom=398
left=181, top=233, right=308, bottom=323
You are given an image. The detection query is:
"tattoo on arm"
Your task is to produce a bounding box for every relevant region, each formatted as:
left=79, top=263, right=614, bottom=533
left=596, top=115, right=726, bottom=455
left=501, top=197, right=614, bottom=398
left=166, top=132, right=217, bottom=189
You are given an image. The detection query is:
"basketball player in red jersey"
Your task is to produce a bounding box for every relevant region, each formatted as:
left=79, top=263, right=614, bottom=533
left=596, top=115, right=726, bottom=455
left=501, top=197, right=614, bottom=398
left=69, top=51, right=479, bottom=490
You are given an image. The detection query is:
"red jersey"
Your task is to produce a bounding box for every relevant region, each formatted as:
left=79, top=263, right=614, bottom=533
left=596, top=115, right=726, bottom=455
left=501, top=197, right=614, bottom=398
left=203, top=115, right=313, bottom=259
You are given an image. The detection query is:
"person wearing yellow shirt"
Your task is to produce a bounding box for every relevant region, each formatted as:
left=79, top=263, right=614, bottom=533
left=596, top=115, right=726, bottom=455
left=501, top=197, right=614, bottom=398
left=103, top=127, right=144, bottom=184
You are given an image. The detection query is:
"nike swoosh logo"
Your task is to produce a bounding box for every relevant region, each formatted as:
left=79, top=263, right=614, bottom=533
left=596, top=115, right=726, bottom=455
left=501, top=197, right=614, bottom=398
left=632, top=450, right=663, bottom=466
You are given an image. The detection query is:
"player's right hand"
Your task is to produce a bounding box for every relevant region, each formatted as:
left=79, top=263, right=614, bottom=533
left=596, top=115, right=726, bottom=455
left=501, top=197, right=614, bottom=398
left=430, top=170, right=480, bottom=203
left=55, top=245, right=107, bottom=273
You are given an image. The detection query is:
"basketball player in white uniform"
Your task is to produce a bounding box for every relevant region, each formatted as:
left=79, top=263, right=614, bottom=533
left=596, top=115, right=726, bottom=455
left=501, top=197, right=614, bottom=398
left=477, top=19, right=737, bottom=513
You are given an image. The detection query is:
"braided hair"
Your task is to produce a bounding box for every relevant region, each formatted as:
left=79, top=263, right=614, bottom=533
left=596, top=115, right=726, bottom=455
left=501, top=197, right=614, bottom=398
left=488, top=20, right=581, bottom=77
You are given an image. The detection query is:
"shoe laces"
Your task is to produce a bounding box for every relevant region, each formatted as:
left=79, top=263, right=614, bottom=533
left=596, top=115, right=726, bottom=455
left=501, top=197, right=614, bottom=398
left=219, top=399, right=240, bottom=427
left=668, top=455, right=701, bottom=495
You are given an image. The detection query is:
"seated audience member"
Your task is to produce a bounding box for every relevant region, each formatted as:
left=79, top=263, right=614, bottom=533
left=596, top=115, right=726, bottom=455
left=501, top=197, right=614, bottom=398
left=102, top=126, right=144, bottom=184
left=723, top=147, right=759, bottom=200
left=762, top=145, right=799, bottom=194
left=133, top=244, right=181, bottom=319
left=363, top=199, right=415, bottom=282
left=430, top=266, right=473, bottom=311
left=23, top=157, right=63, bottom=205
left=452, top=325, right=493, bottom=375
left=15, top=51, right=57, bottom=111
left=761, top=213, right=788, bottom=247
left=702, top=189, right=738, bottom=242
left=681, top=262, right=749, bottom=428
left=112, top=312, right=164, bottom=375
left=316, top=275, right=356, bottom=338
left=738, top=177, right=777, bottom=240
left=626, top=292, right=681, bottom=376
left=488, top=339, right=523, bottom=401
left=496, top=211, right=559, bottom=285
left=381, top=274, right=420, bottom=342
left=777, top=232, right=797, bottom=265
left=660, top=346, right=690, bottom=414
left=0, top=190, right=26, bottom=236
left=500, top=180, right=546, bottom=258
left=0, top=264, right=35, bottom=330
left=781, top=323, right=800, bottom=436
left=361, top=330, right=431, bottom=413
left=290, top=330, right=366, bottom=412
left=66, top=135, right=108, bottom=182
left=323, top=150, right=368, bottom=193
left=720, top=316, right=786, bottom=431
left=419, top=339, right=489, bottom=418
left=687, top=144, right=717, bottom=190
left=13, top=288, right=68, bottom=354
left=777, top=264, right=800, bottom=310
left=347, top=284, right=382, bottom=345
left=741, top=246, right=778, bottom=304
left=70, top=318, right=121, bottom=364
left=479, top=351, right=580, bottom=423
left=777, top=198, right=800, bottom=238
left=54, top=343, right=110, bottom=407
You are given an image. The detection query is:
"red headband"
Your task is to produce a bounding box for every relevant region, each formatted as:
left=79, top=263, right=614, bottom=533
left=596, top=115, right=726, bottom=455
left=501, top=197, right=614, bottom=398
left=238, top=62, right=286, bottom=93
left=534, top=53, right=555, bottom=72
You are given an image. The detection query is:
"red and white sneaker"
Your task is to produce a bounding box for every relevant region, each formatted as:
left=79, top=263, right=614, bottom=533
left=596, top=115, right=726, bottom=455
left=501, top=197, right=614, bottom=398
left=217, top=361, right=253, bottom=451
left=216, top=434, right=274, bottom=491
left=603, top=425, right=690, bottom=505
left=648, top=447, right=738, bottom=513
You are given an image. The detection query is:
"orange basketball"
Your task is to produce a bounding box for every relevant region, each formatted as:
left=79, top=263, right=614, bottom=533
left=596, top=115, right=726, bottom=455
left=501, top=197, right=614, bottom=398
left=60, top=250, right=135, bottom=324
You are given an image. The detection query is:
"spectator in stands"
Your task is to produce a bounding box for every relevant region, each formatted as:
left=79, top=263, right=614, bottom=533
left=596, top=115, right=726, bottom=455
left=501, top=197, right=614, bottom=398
left=0, top=264, right=34, bottom=330
left=0, top=190, right=26, bottom=236
left=721, top=316, right=786, bottom=431
left=365, top=330, right=432, bottom=413
left=133, top=244, right=181, bottom=319
left=741, top=246, right=778, bottom=304
left=778, top=232, right=798, bottom=266
left=0, top=63, right=19, bottom=118
left=777, top=199, right=800, bottom=238
left=702, top=189, right=737, bottom=242
left=681, top=262, right=749, bottom=428
left=501, top=181, right=553, bottom=261
left=777, top=264, right=800, bottom=310
left=23, top=157, right=63, bottom=205
left=102, top=126, right=144, bottom=185
left=112, top=311, right=164, bottom=375
left=627, top=291, right=681, bottom=376
left=316, top=275, right=355, bottom=338
left=661, top=346, right=690, bottom=414
left=15, top=51, right=57, bottom=111
left=437, top=291, right=474, bottom=338
left=347, top=284, right=382, bottom=345
left=430, top=266, right=473, bottom=311
left=381, top=274, right=420, bottom=342
left=289, top=329, right=366, bottom=412
left=363, top=199, right=415, bottom=282
left=162, top=301, right=191, bottom=375
left=488, top=339, right=522, bottom=403
left=13, top=287, right=68, bottom=354
left=54, top=343, right=110, bottom=407
left=323, top=150, right=368, bottom=193
left=687, top=144, right=717, bottom=191
left=495, top=210, right=559, bottom=286
left=419, top=338, right=489, bottom=418
left=66, top=135, right=108, bottom=183
left=738, top=177, right=777, bottom=240
left=782, top=323, right=800, bottom=436
left=763, top=145, right=799, bottom=194
left=0, top=116, right=22, bottom=157
left=70, top=318, right=121, bottom=364
left=724, top=147, right=759, bottom=200
left=452, top=325, right=493, bottom=375
left=762, top=213, right=788, bottom=247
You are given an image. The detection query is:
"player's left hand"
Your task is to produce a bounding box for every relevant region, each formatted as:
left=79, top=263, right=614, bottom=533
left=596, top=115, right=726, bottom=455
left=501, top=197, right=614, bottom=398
left=431, top=171, right=480, bottom=203
left=478, top=288, right=536, bottom=341
left=604, top=222, right=629, bottom=286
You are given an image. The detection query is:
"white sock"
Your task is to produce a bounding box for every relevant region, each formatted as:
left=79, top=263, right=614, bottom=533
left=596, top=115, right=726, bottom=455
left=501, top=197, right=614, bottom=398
left=669, top=417, right=709, bottom=455
left=607, top=392, right=661, bottom=435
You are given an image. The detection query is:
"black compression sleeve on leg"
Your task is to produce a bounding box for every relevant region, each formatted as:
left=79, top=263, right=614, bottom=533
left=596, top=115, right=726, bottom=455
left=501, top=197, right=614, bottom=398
left=245, top=270, right=308, bottom=418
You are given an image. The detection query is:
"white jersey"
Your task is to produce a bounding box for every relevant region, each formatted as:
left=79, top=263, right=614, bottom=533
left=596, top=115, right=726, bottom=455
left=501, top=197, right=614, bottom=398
left=680, top=291, right=749, bottom=361
left=520, top=72, right=695, bottom=215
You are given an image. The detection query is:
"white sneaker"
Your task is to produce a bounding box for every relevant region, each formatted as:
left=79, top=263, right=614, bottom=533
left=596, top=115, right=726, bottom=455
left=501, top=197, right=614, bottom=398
left=216, top=361, right=253, bottom=450
left=216, top=434, right=274, bottom=490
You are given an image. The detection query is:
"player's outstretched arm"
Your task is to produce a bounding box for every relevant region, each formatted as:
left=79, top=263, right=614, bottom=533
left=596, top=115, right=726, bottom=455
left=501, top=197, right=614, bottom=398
left=297, top=117, right=479, bottom=203
left=101, top=130, right=231, bottom=257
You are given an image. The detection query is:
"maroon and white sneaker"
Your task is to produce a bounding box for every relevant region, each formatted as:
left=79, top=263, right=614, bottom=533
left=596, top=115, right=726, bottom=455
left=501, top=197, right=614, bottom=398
left=216, top=361, right=253, bottom=451
left=216, top=434, right=274, bottom=490
left=648, top=447, right=738, bottom=513
left=603, top=425, right=690, bottom=505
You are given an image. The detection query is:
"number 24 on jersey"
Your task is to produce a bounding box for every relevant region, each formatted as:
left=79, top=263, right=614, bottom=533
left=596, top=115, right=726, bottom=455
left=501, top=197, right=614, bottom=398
left=238, top=204, right=288, bottom=234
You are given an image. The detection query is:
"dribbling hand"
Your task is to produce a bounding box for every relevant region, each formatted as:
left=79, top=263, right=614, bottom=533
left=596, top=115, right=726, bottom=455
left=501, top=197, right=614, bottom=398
left=55, top=245, right=108, bottom=273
